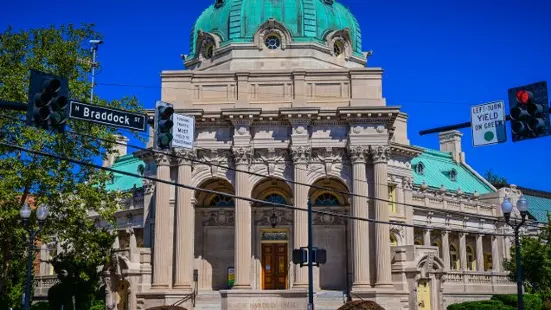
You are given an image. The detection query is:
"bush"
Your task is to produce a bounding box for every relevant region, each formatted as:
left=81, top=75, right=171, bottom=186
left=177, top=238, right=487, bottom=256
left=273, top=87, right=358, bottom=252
left=447, top=300, right=515, bottom=310
left=491, top=294, right=543, bottom=310
left=337, top=300, right=386, bottom=310
left=31, top=302, right=50, bottom=310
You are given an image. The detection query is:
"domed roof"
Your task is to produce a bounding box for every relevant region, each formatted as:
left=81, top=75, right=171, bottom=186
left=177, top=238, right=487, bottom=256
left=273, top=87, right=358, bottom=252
left=187, top=0, right=362, bottom=59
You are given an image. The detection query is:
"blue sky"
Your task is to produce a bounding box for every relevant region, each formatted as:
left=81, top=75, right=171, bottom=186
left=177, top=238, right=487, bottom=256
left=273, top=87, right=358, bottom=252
left=3, top=0, right=551, bottom=191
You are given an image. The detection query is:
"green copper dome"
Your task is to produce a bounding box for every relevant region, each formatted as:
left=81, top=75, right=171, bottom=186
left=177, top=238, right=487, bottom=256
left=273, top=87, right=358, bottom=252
left=188, top=0, right=362, bottom=59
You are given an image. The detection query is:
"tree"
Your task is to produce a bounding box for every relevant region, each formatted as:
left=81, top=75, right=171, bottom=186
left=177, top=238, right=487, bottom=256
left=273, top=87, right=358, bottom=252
left=0, top=24, right=142, bottom=308
left=503, top=214, right=551, bottom=299
left=484, top=169, right=509, bottom=188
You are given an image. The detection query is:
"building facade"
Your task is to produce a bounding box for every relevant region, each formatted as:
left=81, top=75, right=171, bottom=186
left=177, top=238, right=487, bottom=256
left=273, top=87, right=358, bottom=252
left=34, top=0, right=550, bottom=309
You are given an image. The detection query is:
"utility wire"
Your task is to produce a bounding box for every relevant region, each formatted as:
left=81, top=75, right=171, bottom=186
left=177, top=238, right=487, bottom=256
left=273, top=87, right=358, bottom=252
left=0, top=112, right=516, bottom=225
left=0, top=140, right=525, bottom=237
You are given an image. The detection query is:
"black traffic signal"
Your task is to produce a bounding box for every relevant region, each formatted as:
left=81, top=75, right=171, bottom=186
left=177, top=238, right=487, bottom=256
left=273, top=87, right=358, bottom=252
left=292, top=248, right=307, bottom=265
left=508, top=81, right=550, bottom=142
left=26, top=70, right=69, bottom=133
left=311, top=248, right=327, bottom=265
left=154, top=100, right=174, bottom=150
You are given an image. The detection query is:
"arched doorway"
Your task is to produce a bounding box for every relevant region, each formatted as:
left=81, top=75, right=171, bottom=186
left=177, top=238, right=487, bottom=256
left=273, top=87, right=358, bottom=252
left=251, top=178, right=293, bottom=290
left=195, top=178, right=235, bottom=290
left=308, top=177, right=350, bottom=291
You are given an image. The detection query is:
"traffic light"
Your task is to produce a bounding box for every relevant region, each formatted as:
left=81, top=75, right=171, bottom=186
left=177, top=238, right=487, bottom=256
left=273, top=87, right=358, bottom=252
left=292, top=248, right=307, bottom=266
left=154, top=100, right=174, bottom=150
left=26, top=70, right=69, bottom=133
left=311, top=248, right=327, bottom=266
left=508, top=81, right=550, bottom=142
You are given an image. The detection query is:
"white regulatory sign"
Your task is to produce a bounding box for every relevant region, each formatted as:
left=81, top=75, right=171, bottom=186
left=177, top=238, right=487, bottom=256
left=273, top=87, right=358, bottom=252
left=470, top=100, right=507, bottom=147
left=172, top=113, right=195, bottom=149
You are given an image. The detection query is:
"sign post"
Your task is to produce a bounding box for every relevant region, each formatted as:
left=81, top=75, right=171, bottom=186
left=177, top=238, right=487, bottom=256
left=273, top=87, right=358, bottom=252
left=470, top=100, right=507, bottom=147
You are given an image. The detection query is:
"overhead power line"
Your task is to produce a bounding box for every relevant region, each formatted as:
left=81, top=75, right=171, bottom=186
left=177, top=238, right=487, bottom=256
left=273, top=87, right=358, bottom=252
left=0, top=140, right=525, bottom=237
left=0, top=113, right=514, bottom=225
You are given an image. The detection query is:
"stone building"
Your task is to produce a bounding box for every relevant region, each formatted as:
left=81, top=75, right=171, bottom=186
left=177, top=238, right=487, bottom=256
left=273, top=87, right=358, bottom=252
left=33, top=0, right=550, bottom=309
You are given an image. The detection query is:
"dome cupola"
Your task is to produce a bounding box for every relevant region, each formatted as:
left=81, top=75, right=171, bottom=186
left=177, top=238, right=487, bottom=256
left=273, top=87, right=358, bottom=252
left=185, top=0, right=367, bottom=70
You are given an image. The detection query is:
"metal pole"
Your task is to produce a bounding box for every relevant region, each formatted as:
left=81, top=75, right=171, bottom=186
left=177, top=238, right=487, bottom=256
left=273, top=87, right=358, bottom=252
left=90, top=46, right=97, bottom=104
left=307, top=199, right=314, bottom=310
left=0, top=100, right=27, bottom=111
left=23, top=228, right=34, bottom=310
left=515, top=229, right=524, bottom=310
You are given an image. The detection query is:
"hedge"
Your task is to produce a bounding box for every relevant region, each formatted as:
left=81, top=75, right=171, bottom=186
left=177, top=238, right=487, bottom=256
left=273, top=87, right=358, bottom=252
left=447, top=300, right=515, bottom=310
left=491, top=294, right=543, bottom=310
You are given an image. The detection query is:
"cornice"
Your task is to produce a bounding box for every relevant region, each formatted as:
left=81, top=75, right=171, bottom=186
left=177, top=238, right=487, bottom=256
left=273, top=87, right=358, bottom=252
left=389, top=142, right=424, bottom=158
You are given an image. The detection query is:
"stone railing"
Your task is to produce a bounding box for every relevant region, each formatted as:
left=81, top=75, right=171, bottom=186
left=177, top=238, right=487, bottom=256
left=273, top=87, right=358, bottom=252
left=411, top=192, right=496, bottom=217
left=34, top=275, right=59, bottom=298
left=444, top=271, right=515, bottom=294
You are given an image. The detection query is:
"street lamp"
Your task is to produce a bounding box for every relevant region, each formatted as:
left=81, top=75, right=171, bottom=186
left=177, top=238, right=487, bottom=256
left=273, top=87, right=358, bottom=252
left=20, top=203, right=49, bottom=310
left=501, top=195, right=529, bottom=310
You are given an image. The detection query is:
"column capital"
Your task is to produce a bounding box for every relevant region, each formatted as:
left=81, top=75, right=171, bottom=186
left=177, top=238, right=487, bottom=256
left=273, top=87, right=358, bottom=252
left=142, top=179, right=155, bottom=195
left=173, top=148, right=197, bottom=166
left=290, top=145, right=312, bottom=164
left=154, top=152, right=172, bottom=166
left=347, top=145, right=368, bottom=163
left=402, top=176, right=413, bottom=190
left=369, top=145, right=390, bottom=163
left=232, top=146, right=253, bottom=165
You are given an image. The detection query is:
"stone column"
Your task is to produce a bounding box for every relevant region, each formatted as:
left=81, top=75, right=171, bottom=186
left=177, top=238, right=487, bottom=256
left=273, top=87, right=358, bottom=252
left=232, top=146, right=253, bottom=289
left=491, top=236, right=500, bottom=271
left=459, top=233, right=467, bottom=270
left=291, top=145, right=310, bottom=289
left=152, top=153, right=172, bottom=289
left=476, top=234, right=484, bottom=272
left=371, top=145, right=393, bottom=288
left=174, top=149, right=196, bottom=289
left=349, top=145, right=370, bottom=290
left=441, top=230, right=450, bottom=269
left=402, top=178, right=415, bottom=245
left=424, top=229, right=431, bottom=246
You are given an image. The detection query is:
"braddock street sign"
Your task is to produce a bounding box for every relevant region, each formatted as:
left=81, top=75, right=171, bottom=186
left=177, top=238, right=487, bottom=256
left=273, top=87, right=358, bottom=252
left=69, top=100, right=148, bottom=132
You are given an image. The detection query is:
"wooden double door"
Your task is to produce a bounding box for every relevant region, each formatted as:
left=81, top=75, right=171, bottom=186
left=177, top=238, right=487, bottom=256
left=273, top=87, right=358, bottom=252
left=261, top=243, right=288, bottom=290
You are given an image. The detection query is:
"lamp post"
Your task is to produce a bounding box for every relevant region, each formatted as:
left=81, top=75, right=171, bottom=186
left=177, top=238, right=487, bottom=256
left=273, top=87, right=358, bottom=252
left=20, top=203, right=49, bottom=310
left=501, top=195, right=529, bottom=310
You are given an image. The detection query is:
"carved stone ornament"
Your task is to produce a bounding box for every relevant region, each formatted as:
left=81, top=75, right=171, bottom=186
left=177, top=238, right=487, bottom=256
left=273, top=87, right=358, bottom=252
left=254, top=209, right=292, bottom=226
left=325, top=29, right=353, bottom=60
left=196, top=30, right=221, bottom=61
left=153, top=153, right=171, bottom=166
left=369, top=145, right=390, bottom=163
left=174, top=148, right=197, bottom=165
left=313, top=209, right=347, bottom=225
left=232, top=146, right=254, bottom=165
left=142, top=179, right=155, bottom=195
left=390, top=224, right=404, bottom=240
left=347, top=145, right=367, bottom=163
left=202, top=210, right=235, bottom=226
left=402, top=177, right=413, bottom=190
left=290, top=145, right=312, bottom=164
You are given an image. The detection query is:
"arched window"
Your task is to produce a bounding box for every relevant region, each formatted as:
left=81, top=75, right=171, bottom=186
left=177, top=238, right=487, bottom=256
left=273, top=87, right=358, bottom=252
left=209, top=194, right=235, bottom=207
left=450, top=244, right=459, bottom=270
left=264, top=193, right=287, bottom=205
left=264, top=33, right=281, bottom=50
left=416, top=162, right=425, bottom=175
left=467, top=246, right=475, bottom=270
left=450, top=168, right=457, bottom=181
left=333, top=40, right=344, bottom=56
left=314, top=193, right=339, bottom=206
left=390, top=234, right=398, bottom=246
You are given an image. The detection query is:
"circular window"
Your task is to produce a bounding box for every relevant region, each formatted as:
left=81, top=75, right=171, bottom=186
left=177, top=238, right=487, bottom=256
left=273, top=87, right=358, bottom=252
left=334, top=40, right=344, bottom=56
left=265, top=35, right=281, bottom=50
left=202, top=42, right=214, bottom=59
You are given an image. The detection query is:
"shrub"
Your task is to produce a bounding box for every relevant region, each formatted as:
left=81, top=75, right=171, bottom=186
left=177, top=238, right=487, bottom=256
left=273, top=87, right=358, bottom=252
left=447, top=300, right=515, bottom=310
left=491, top=294, right=543, bottom=310
left=337, top=300, right=386, bottom=310
left=31, top=302, right=50, bottom=310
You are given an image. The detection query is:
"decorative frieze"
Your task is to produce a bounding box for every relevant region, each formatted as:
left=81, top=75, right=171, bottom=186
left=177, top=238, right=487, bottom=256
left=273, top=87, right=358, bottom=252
left=369, top=145, right=390, bottom=163
left=173, top=148, right=197, bottom=166
left=202, top=210, right=235, bottom=226
left=290, top=145, right=312, bottom=164
left=232, top=146, right=254, bottom=165
left=254, top=209, right=292, bottom=227
left=313, top=209, right=347, bottom=225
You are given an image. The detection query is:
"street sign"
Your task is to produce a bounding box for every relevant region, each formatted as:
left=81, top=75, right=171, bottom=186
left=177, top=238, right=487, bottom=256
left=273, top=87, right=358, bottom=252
left=171, top=113, right=195, bottom=149
left=470, top=100, right=507, bottom=147
left=69, top=100, right=148, bottom=132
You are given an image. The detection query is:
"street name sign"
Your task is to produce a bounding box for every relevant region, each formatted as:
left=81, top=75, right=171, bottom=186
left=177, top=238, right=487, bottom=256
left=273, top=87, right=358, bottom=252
left=69, top=100, right=148, bottom=132
left=470, top=100, right=507, bottom=147
left=171, top=113, right=194, bottom=149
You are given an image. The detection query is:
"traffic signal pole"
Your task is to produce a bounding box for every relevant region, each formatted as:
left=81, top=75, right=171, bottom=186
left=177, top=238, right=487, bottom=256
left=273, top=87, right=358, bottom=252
left=0, top=100, right=27, bottom=111
left=307, top=199, right=314, bottom=310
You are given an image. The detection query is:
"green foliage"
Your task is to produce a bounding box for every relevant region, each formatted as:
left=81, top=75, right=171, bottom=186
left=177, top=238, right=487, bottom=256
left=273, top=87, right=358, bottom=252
left=0, top=23, right=142, bottom=307
left=446, top=300, right=515, bottom=310
left=484, top=169, right=508, bottom=187
left=31, top=302, right=50, bottom=310
left=503, top=215, right=551, bottom=296
left=491, top=294, right=543, bottom=310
